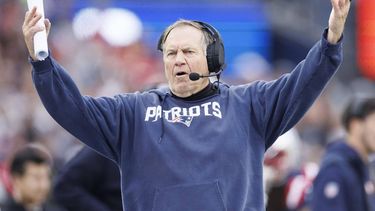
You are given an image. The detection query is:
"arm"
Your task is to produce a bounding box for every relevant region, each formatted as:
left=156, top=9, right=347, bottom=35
left=22, top=7, right=135, bottom=162
left=247, top=1, right=350, bottom=148
left=249, top=29, right=342, bottom=148
left=54, top=148, right=121, bottom=211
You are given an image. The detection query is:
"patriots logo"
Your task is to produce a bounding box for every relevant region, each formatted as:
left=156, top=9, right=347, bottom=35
left=167, top=115, right=194, bottom=127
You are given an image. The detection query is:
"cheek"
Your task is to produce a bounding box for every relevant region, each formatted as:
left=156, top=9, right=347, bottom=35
left=196, top=58, right=209, bottom=73
left=364, top=123, right=375, bottom=149
left=17, top=178, right=35, bottom=196
left=164, top=63, right=174, bottom=77
left=42, top=178, right=51, bottom=191
left=25, top=177, right=39, bottom=191
left=366, top=121, right=375, bottom=138
left=369, top=130, right=375, bottom=144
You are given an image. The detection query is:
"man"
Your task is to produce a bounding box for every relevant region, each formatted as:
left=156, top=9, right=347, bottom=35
left=22, top=0, right=350, bottom=210
left=53, top=147, right=122, bottom=211
left=311, top=97, right=375, bottom=211
left=1, top=144, right=64, bottom=211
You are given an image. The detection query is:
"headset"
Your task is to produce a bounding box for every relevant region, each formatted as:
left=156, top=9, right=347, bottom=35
left=157, top=21, right=225, bottom=74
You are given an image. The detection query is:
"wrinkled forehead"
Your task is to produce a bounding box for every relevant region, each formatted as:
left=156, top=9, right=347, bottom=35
left=164, top=25, right=205, bottom=50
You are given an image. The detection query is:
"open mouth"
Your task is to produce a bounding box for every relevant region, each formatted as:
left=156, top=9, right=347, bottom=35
left=175, top=71, right=188, bottom=77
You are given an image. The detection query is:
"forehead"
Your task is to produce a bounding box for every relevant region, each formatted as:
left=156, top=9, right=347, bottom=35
left=23, top=162, right=50, bottom=175
left=164, top=25, right=204, bottom=49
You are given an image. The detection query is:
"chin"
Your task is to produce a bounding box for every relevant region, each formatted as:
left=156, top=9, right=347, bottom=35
left=173, top=82, right=188, bottom=90
left=172, top=86, right=193, bottom=97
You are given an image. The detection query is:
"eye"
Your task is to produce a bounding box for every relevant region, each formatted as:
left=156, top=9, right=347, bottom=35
left=166, top=51, right=176, bottom=57
left=184, top=50, right=195, bottom=55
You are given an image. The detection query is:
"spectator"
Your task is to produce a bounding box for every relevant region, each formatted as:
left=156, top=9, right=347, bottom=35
left=1, top=144, right=65, bottom=211
left=311, top=97, right=375, bottom=211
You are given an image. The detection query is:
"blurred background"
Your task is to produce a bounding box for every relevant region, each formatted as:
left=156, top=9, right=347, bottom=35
left=0, top=0, right=374, bottom=210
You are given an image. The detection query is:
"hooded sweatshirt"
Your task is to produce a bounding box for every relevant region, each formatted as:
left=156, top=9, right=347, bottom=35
left=30, top=29, right=342, bottom=211
left=311, top=141, right=374, bottom=211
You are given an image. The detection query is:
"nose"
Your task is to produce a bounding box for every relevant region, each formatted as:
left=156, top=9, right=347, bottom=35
left=175, top=49, right=186, bottom=66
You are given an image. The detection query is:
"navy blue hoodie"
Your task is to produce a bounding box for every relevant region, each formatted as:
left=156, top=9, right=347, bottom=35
left=30, top=29, right=342, bottom=211
left=311, top=141, right=374, bottom=211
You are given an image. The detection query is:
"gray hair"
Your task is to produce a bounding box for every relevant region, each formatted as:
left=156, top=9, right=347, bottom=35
left=158, top=19, right=214, bottom=53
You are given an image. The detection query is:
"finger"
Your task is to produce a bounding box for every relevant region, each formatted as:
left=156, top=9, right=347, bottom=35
left=331, top=0, right=338, bottom=8
left=44, top=19, right=51, bottom=36
left=331, top=0, right=341, bottom=12
left=28, top=13, right=42, bottom=28
left=25, top=6, right=37, bottom=24
left=22, top=12, right=29, bottom=32
left=24, top=11, right=30, bottom=24
left=26, top=25, right=46, bottom=37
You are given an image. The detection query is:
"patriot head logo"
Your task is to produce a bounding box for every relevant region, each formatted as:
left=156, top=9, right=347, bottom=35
left=167, top=115, right=194, bottom=127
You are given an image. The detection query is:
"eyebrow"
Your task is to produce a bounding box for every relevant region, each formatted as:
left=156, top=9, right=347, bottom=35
left=165, top=46, right=198, bottom=52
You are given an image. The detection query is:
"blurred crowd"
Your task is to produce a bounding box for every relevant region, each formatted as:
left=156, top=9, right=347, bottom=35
left=0, top=0, right=374, bottom=210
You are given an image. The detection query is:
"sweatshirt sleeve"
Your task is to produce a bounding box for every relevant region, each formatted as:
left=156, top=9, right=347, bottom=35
left=31, top=56, right=135, bottom=162
left=249, top=29, right=343, bottom=149
left=53, top=147, right=122, bottom=211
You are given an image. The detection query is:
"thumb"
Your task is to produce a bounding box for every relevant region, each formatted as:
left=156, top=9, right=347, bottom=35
left=44, top=19, right=51, bottom=36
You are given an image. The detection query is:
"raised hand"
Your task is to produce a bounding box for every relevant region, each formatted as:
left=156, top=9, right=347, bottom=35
left=22, top=6, right=51, bottom=61
left=328, top=0, right=351, bottom=44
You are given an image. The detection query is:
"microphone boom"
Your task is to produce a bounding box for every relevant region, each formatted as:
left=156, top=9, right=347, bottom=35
left=189, top=69, right=223, bottom=81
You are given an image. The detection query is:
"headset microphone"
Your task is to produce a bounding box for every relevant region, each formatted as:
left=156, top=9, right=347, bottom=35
left=189, top=69, right=223, bottom=81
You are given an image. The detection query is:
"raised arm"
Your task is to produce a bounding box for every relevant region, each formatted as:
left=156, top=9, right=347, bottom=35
left=247, top=0, right=351, bottom=148
left=21, top=7, right=135, bottom=163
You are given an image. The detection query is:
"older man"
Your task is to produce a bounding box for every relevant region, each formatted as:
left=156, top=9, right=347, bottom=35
left=22, top=0, right=350, bottom=210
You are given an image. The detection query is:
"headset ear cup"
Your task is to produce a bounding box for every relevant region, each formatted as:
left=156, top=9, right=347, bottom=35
left=206, top=40, right=224, bottom=73
left=206, top=43, right=215, bottom=73
left=213, top=41, right=224, bottom=73
left=217, top=41, right=225, bottom=71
